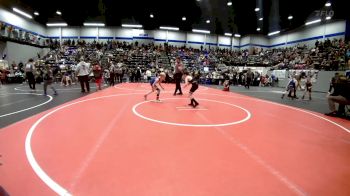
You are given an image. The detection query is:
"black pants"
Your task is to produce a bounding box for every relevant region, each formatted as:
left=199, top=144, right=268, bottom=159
left=109, top=73, right=115, bottom=86
left=245, top=78, right=251, bottom=89
left=174, top=73, right=183, bottom=94
left=26, top=72, right=35, bottom=89
left=78, top=75, right=90, bottom=92
left=116, top=73, right=123, bottom=83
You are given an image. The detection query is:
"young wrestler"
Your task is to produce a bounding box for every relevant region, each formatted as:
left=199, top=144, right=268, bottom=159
left=302, top=76, right=312, bottom=100
left=281, top=76, right=296, bottom=99
left=183, top=70, right=199, bottom=108
left=144, top=72, right=166, bottom=102
left=223, top=80, right=230, bottom=91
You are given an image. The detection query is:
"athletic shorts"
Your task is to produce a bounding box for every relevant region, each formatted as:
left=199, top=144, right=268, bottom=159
left=190, top=83, right=198, bottom=93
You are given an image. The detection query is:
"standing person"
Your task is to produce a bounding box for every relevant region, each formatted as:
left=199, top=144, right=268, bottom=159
left=109, top=61, right=117, bottom=86
left=146, top=69, right=152, bottom=82
left=173, top=57, right=183, bottom=95
left=244, top=69, right=253, bottom=89
left=302, top=77, right=312, bottom=100
left=144, top=72, right=166, bottom=102
left=43, top=65, right=58, bottom=96
left=116, top=63, right=123, bottom=83
left=92, top=61, right=103, bottom=91
left=75, top=57, right=90, bottom=93
left=281, top=77, right=296, bottom=99
left=135, top=67, right=142, bottom=82
left=183, top=71, right=199, bottom=108
left=25, top=59, right=36, bottom=89
left=325, top=76, right=350, bottom=117
left=328, top=72, right=339, bottom=93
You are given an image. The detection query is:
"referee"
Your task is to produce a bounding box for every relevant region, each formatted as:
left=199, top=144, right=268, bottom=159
left=173, top=57, right=183, bottom=95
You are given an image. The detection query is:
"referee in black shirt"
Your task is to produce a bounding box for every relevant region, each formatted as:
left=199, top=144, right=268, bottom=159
left=173, top=57, right=183, bottom=95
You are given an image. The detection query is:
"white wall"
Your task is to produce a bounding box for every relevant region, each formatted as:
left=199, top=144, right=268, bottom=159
left=98, top=27, right=114, bottom=39
left=168, top=31, right=186, bottom=47
left=5, top=41, right=47, bottom=64
left=153, top=30, right=167, bottom=45
left=270, top=20, right=346, bottom=48
left=250, top=35, right=269, bottom=47
left=240, top=36, right=251, bottom=50
left=132, top=29, right=154, bottom=45
left=206, top=35, right=217, bottom=49
left=61, top=27, right=80, bottom=39
left=0, top=6, right=347, bottom=51
left=187, top=33, right=205, bottom=49
left=80, top=27, right=98, bottom=42
left=218, top=36, right=231, bottom=49
left=0, top=7, right=46, bottom=37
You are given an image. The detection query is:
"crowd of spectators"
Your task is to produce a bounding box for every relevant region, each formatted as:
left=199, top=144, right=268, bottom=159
left=1, top=37, right=349, bottom=89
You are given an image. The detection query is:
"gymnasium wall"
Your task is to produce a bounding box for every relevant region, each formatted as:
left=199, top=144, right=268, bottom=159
left=5, top=41, right=47, bottom=64
left=0, top=41, right=6, bottom=59
left=0, top=6, right=347, bottom=51
left=269, top=20, right=346, bottom=48
left=0, top=7, right=46, bottom=37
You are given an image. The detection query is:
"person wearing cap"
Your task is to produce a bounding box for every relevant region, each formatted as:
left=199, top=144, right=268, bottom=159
left=144, top=72, right=166, bottom=102
left=75, top=57, right=90, bottom=93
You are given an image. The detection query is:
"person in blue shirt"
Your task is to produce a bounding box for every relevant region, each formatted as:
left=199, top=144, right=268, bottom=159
left=144, top=72, right=166, bottom=102
left=281, top=76, right=296, bottom=99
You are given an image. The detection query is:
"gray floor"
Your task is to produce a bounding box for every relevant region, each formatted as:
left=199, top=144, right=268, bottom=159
left=0, top=83, right=342, bottom=129
left=206, top=85, right=331, bottom=114
left=0, top=82, right=96, bottom=128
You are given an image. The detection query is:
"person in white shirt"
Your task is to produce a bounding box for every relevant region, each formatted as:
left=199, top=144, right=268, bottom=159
left=75, top=57, right=90, bottom=93
left=146, top=69, right=152, bottom=82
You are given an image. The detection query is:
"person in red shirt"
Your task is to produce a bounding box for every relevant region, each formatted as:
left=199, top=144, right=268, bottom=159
left=92, top=62, right=103, bottom=90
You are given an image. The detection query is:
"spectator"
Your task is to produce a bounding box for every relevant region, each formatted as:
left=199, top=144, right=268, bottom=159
left=75, top=57, right=90, bottom=93
left=92, top=61, right=103, bottom=90
left=25, top=59, right=36, bottom=90
left=43, top=65, right=58, bottom=96
left=325, top=76, right=350, bottom=117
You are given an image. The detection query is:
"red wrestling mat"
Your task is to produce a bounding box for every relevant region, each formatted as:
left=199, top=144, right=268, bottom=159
left=1, top=83, right=350, bottom=196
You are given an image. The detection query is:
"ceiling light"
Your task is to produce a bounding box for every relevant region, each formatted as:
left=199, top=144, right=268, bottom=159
left=259, top=17, right=263, bottom=21
left=257, top=28, right=261, bottom=31
left=160, top=26, right=179, bottom=31
left=83, top=23, right=105, bottom=27
left=268, top=31, right=280, bottom=36
left=255, top=8, right=260, bottom=12
left=34, top=12, right=39, bottom=16
left=234, top=34, right=241, bottom=38
left=225, top=33, right=232, bottom=36
left=206, top=20, right=210, bottom=24
left=325, top=2, right=331, bottom=7
left=56, top=11, right=61, bottom=15
left=227, top=1, right=232, bottom=6
left=46, top=23, right=67, bottom=27
left=182, top=16, right=186, bottom=21
left=305, top=19, right=321, bottom=25
left=288, top=15, right=293, bottom=20
left=326, top=16, right=332, bottom=20
left=192, top=29, right=210, bottom=34
left=12, top=8, right=33, bottom=19
left=150, top=14, right=154, bottom=18
left=121, top=24, right=143, bottom=28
